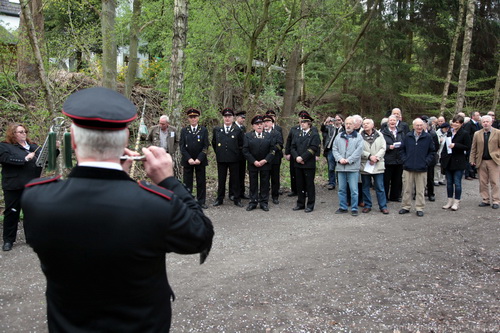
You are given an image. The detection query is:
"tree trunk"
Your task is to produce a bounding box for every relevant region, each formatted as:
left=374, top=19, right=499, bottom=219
left=168, top=0, right=188, bottom=119
left=281, top=45, right=301, bottom=121
left=491, top=58, right=500, bottom=113
left=241, top=0, right=270, bottom=110
left=18, top=0, right=55, bottom=113
left=168, top=0, right=188, bottom=178
left=17, top=0, right=42, bottom=84
left=454, top=0, right=476, bottom=114
left=101, top=0, right=117, bottom=90
left=125, top=0, right=141, bottom=98
left=440, top=0, right=466, bottom=114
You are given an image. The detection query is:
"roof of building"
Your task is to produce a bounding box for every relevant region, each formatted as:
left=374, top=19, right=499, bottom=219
left=0, top=0, right=21, bottom=17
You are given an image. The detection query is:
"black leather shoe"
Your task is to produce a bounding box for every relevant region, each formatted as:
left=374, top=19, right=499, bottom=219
left=234, top=201, right=243, bottom=207
left=287, top=192, right=298, bottom=197
left=2, top=242, right=13, bottom=251
left=335, top=208, right=348, bottom=214
left=399, top=209, right=410, bottom=214
left=213, top=201, right=223, bottom=207
left=246, top=205, right=256, bottom=211
left=260, top=205, right=269, bottom=212
left=305, top=207, right=313, bottom=213
left=416, top=211, right=424, bottom=217
left=272, top=199, right=279, bottom=205
left=200, top=204, right=208, bottom=209
left=428, top=195, right=435, bottom=202
left=492, top=204, right=499, bottom=209
left=478, top=202, right=490, bottom=207
left=292, top=206, right=305, bottom=211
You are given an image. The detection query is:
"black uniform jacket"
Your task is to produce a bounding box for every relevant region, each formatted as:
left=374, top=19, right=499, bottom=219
left=268, top=126, right=283, bottom=164
left=0, top=142, right=42, bottom=190
left=212, top=124, right=244, bottom=163
left=291, top=129, right=321, bottom=169
left=180, top=125, right=209, bottom=167
left=21, top=166, right=214, bottom=333
left=243, top=131, right=276, bottom=171
left=440, top=127, right=471, bottom=171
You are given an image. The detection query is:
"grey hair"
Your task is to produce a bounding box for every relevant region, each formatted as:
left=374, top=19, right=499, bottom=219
left=160, top=115, right=170, bottom=123
left=412, top=118, right=424, bottom=126
left=388, top=115, right=398, bottom=121
left=352, top=114, right=363, bottom=125
left=481, top=115, right=492, bottom=122
left=363, top=118, right=375, bottom=126
left=71, top=124, right=128, bottom=160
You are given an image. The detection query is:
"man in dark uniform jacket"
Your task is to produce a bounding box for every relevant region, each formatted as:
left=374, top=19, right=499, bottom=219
left=243, top=115, right=276, bottom=211
left=180, top=108, right=209, bottom=209
left=463, top=111, right=482, bottom=179
left=291, top=114, right=321, bottom=213
left=230, top=110, right=249, bottom=200
left=21, top=87, right=214, bottom=333
left=264, top=110, right=284, bottom=204
left=212, top=108, right=244, bottom=207
left=285, top=110, right=311, bottom=197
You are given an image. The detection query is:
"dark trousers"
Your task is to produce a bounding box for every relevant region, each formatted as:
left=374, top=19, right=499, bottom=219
left=248, top=169, right=270, bottom=206
left=2, top=189, right=23, bottom=243
left=464, top=151, right=476, bottom=177
left=384, top=164, right=403, bottom=201
left=216, top=162, right=240, bottom=202
left=270, top=160, right=281, bottom=199
left=289, top=161, right=297, bottom=194
left=427, top=164, right=435, bottom=197
left=296, top=167, right=316, bottom=209
left=183, top=164, right=207, bottom=205
left=346, top=181, right=364, bottom=205
left=230, top=159, right=246, bottom=197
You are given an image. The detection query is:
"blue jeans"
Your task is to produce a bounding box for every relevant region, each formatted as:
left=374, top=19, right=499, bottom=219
left=361, top=173, right=387, bottom=210
left=338, top=171, right=359, bottom=211
left=445, top=169, right=464, bottom=199
left=326, top=150, right=336, bottom=186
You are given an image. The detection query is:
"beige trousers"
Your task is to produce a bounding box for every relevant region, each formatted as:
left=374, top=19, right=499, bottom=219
left=478, top=160, right=500, bottom=205
left=401, top=170, right=427, bottom=211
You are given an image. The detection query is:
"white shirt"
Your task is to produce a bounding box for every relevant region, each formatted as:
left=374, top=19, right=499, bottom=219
left=79, top=161, right=123, bottom=171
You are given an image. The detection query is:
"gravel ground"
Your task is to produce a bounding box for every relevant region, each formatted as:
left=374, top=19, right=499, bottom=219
left=1, top=178, right=499, bottom=332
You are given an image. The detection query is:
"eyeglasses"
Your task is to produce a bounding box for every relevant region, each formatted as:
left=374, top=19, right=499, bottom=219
left=16, top=130, right=27, bottom=134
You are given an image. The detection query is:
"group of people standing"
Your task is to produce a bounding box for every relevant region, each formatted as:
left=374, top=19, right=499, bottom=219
left=139, top=106, right=499, bottom=218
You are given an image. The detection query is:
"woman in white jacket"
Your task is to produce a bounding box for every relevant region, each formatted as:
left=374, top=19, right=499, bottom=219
left=359, top=119, right=389, bottom=214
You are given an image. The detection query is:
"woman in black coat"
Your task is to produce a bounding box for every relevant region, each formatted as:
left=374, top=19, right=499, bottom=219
left=381, top=115, right=404, bottom=202
left=0, top=123, right=42, bottom=251
left=440, top=115, right=471, bottom=211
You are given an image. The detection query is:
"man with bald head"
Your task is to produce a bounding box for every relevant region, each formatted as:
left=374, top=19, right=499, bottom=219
left=399, top=118, right=435, bottom=217
left=390, top=108, right=410, bottom=135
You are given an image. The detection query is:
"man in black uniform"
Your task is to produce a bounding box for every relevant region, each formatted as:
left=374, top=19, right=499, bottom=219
left=291, top=114, right=321, bottom=213
left=264, top=110, right=284, bottom=204
left=285, top=111, right=308, bottom=196
left=180, top=108, right=209, bottom=209
left=243, top=115, right=276, bottom=211
left=230, top=110, right=249, bottom=200
left=21, top=87, right=214, bottom=333
left=212, top=108, right=244, bottom=207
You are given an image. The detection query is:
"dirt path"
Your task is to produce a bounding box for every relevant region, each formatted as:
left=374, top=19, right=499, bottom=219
left=1, top=179, right=499, bottom=332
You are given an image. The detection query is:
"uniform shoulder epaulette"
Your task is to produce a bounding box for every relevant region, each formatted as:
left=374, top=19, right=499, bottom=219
left=25, top=175, right=62, bottom=188
left=138, top=180, right=173, bottom=200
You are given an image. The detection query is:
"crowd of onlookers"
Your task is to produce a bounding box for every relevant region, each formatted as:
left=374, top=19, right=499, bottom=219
left=142, top=107, right=499, bottom=217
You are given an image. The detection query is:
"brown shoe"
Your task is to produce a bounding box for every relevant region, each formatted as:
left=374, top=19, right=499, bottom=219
left=359, top=202, right=365, bottom=207
left=380, top=208, right=389, bottom=214
left=362, top=207, right=371, bottom=213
